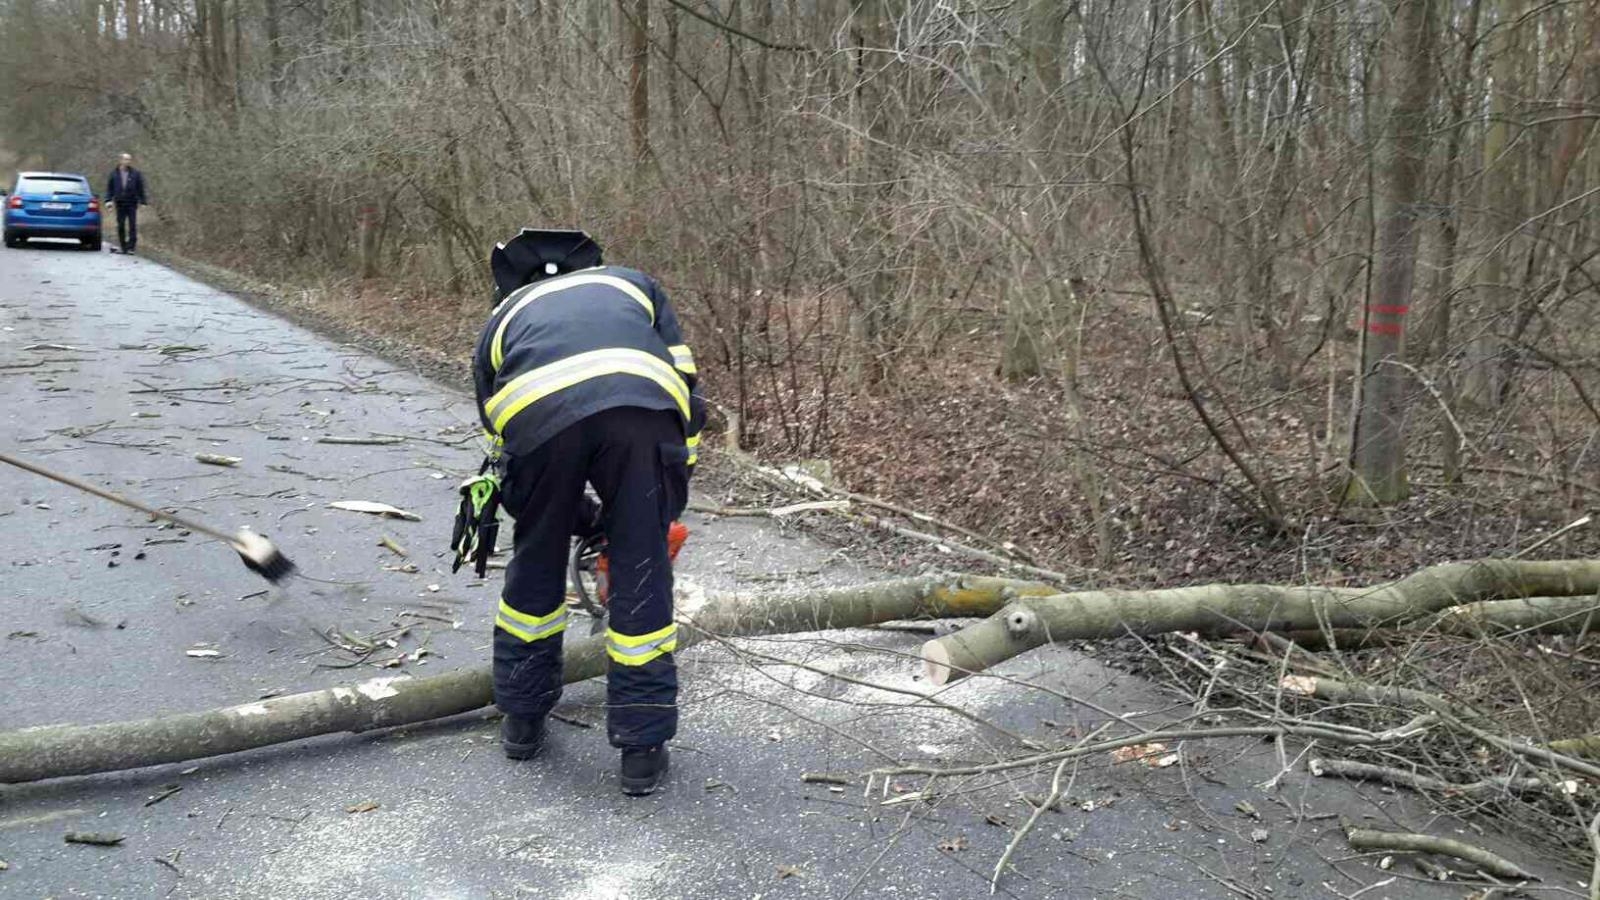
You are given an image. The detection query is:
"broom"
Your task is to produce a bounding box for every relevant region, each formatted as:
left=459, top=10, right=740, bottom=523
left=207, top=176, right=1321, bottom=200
left=1, top=450, right=296, bottom=583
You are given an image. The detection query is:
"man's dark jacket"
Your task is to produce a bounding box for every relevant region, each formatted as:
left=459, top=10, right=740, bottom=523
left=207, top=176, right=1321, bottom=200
left=105, top=168, right=148, bottom=205
left=473, top=265, right=705, bottom=462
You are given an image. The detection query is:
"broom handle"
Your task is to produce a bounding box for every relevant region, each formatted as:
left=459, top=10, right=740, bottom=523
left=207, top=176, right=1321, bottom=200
left=0, top=450, right=239, bottom=545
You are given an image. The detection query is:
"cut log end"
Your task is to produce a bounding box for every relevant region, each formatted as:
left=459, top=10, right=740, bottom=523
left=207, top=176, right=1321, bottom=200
left=922, top=639, right=959, bottom=686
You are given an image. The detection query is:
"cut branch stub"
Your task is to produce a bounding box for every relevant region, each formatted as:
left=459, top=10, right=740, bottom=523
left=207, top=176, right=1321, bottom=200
left=924, top=601, right=1042, bottom=685
left=1004, top=606, right=1038, bottom=636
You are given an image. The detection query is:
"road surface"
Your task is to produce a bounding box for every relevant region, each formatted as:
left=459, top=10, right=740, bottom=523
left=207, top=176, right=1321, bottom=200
left=0, top=243, right=1573, bottom=898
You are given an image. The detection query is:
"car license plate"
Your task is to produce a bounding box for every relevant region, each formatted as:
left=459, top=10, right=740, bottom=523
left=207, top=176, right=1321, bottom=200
left=41, top=202, right=72, bottom=210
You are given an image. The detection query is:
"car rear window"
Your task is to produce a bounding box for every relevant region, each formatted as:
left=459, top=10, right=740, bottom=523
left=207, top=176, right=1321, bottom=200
left=17, top=176, right=90, bottom=196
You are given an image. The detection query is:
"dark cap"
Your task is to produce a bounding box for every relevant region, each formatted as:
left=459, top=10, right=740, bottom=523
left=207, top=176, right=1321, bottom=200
left=490, top=228, right=604, bottom=300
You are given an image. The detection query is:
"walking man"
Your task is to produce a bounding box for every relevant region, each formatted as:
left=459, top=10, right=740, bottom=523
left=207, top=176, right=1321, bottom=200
left=455, top=228, right=704, bottom=795
left=105, top=153, right=148, bottom=254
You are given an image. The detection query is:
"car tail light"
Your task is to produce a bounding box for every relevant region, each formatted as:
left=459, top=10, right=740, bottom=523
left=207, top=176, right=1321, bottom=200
left=5, top=196, right=19, bottom=209
left=88, top=199, right=100, bottom=212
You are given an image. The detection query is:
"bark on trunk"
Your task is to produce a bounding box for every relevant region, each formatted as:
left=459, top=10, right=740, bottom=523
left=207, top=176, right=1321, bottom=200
left=1260, top=593, right=1600, bottom=648
left=1345, top=0, right=1441, bottom=504
left=0, top=575, right=1049, bottom=784
left=922, top=559, right=1600, bottom=684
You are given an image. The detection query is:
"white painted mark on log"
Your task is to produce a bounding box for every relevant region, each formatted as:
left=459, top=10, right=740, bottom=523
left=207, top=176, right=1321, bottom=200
left=232, top=704, right=271, bottom=717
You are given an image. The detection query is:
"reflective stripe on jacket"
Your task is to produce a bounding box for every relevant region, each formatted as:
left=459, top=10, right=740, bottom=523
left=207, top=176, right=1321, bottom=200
left=473, top=265, right=706, bottom=461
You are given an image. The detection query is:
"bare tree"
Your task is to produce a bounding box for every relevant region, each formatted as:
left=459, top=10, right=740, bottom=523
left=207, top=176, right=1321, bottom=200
left=1346, top=0, right=1443, bottom=504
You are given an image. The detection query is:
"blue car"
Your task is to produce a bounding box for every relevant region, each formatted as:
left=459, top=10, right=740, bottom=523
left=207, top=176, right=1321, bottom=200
left=3, top=171, right=103, bottom=250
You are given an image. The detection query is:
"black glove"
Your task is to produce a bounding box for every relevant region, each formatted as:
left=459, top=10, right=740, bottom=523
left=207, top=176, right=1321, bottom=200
left=450, top=469, right=502, bottom=578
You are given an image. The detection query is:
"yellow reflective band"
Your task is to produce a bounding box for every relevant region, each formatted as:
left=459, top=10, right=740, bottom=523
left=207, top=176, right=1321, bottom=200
left=606, top=622, right=678, bottom=666
left=484, top=349, right=689, bottom=435
left=686, top=433, right=700, bottom=466
left=491, top=274, right=656, bottom=371
left=496, top=600, right=569, bottom=642
left=667, top=344, right=697, bottom=375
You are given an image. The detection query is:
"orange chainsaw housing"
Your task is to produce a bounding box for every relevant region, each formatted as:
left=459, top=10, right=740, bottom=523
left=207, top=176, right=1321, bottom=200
left=593, top=521, right=689, bottom=606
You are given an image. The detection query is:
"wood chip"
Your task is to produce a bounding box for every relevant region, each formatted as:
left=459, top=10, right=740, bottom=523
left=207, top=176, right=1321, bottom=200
left=345, top=801, right=380, bottom=814
left=1280, top=675, right=1318, bottom=695
left=769, top=500, right=850, bottom=517
left=1110, top=742, right=1177, bottom=767
left=329, top=501, right=421, bottom=521
left=194, top=453, right=242, bottom=467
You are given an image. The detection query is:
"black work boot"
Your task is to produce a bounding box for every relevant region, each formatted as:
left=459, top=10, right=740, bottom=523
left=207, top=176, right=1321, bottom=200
left=619, top=745, right=670, bottom=796
left=500, top=715, right=546, bottom=760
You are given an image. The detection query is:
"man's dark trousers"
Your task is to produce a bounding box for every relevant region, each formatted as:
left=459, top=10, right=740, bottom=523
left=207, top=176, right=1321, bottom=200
left=115, top=203, right=138, bottom=252
left=493, top=405, right=689, bottom=748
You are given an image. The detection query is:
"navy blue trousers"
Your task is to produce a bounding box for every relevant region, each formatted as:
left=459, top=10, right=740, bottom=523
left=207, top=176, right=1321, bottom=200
left=115, top=203, right=138, bottom=251
left=493, top=406, right=688, bottom=748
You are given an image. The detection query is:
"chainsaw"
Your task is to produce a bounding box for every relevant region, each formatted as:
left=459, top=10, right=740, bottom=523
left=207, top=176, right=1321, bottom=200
left=568, top=521, right=689, bottom=634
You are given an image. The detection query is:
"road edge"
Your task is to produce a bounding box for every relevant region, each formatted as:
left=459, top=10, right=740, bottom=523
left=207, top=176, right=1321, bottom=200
left=137, top=244, right=472, bottom=395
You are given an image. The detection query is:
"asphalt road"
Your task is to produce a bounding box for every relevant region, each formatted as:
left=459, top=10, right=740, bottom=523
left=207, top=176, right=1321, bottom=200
left=0, top=243, right=1580, bottom=899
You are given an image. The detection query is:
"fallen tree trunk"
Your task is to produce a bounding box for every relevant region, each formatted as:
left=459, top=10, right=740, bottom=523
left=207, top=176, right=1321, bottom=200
left=0, top=574, right=1051, bottom=784
left=1253, top=594, right=1600, bottom=649
left=1431, top=594, right=1600, bottom=634
left=7, top=560, right=1595, bottom=784
left=921, top=559, right=1600, bottom=684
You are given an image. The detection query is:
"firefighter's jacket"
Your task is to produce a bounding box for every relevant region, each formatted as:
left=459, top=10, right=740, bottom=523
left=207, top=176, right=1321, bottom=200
left=472, top=265, right=705, bottom=466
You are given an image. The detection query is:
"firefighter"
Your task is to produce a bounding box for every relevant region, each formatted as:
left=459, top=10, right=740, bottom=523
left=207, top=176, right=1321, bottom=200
left=458, top=228, right=703, bottom=796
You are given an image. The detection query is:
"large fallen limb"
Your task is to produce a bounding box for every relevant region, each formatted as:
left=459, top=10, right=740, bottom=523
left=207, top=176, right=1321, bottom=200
left=1343, top=824, right=1538, bottom=880
left=1309, top=757, right=1546, bottom=797
left=0, top=574, right=1052, bottom=784
left=1258, top=594, right=1600, bottom=649
left=921, top=559, right=1600, bottom=684
left=1430, top=594, right=1600, bottom=634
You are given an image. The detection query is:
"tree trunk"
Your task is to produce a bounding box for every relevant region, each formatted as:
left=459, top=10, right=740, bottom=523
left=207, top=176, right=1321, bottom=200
left=999, top=279, right=1044, bottom=381
left=1345, top=0, right=1441, bottom=505
left=0, top=575, right=1051, bottom=784
left=921, top=558, right=1600, bottom=684
left=624, top=0, right=650, bottom=167
left=1460, top=0, right=1526, bottom=407
left=264, top=0, right=283, bottom=99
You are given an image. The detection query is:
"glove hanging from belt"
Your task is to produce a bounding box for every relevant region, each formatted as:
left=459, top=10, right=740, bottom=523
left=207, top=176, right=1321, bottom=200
left=451, top=459, right=502, bottom=578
